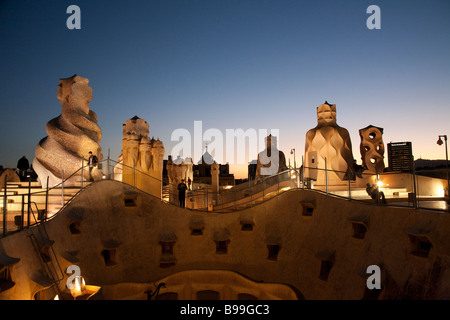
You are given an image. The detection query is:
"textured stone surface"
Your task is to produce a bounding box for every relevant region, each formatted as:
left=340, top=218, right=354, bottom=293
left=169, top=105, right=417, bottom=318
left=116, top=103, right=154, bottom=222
left=256, top=134, right=288, bottom=177
left=2, top=179, right=449, bottom=300
left=117, top=116, right=165, bottom=198
left=359, top=125, right=385, bottom=173
left=166, top=156, right=193, bottom=205
left=304, top=102, right=354, bottom=183
left=33, top=75, right=103, bottom=188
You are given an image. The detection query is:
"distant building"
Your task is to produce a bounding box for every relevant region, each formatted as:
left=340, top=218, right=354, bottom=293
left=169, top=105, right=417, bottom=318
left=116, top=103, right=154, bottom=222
left=387, top=142, right=413, bottom=172
left=248, top=160, right=257, bottom=181
left=414, top=158, right=449, bottom=180
left=193, top=149, right=234, bottom=186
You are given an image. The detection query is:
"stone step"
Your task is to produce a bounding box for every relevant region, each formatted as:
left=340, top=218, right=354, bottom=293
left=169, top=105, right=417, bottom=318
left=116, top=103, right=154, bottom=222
left=1, top=202, right=63, bottom=212
left=6, top=181, right=42, bottom=188
left=2, top=185, right=82, bottom=192
left=3, top=193, right=69, bottom=202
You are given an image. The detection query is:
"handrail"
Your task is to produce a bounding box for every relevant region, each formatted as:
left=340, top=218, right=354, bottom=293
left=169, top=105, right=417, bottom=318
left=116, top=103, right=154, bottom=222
left=28, top=201, right=65, bottom=283
left=2, top=157, right=449, bottom=238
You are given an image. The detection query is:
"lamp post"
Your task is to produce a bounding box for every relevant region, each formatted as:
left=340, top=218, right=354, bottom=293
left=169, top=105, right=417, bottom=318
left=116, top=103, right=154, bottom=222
left=291, top=149, right=299, bottom=188
left=437, top=135, right=449, bottom=203
left=290, top=149, right=296, bottom=171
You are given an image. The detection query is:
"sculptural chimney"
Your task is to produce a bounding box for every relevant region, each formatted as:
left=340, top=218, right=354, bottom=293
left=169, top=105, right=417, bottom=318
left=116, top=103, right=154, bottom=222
left=118, top=116, right=165, bottom=198
left=33, top=75, right=103, bottom=188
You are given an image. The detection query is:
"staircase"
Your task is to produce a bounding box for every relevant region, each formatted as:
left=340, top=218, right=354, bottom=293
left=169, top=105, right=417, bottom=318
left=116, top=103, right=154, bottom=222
left=162, top=184, right=170, bottom=203
left=1, top=180, right=86, bottom=235
left=27, top=226, right=65, bottom=299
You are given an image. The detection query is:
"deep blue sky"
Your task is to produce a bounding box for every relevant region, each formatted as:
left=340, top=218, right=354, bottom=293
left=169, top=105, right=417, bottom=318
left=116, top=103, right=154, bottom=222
left=1, top=0, right=449, bottom=178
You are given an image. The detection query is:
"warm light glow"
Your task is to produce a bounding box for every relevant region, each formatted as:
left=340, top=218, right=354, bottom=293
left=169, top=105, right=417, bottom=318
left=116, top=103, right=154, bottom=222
left=54, top=295, right=59, bottom=300
left=377, top=181, right=383, bottom=187
left=224, top=185, right=233, bottom=189
left=70, top=276, right=86, bottom=299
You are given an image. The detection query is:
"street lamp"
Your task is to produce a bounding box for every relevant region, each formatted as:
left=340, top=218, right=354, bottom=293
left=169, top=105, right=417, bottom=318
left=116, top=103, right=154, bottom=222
left=437, top=135, right=449, bottom=202
left=290, top=149, right=296, bottom=171
left=290, top=148, right=300, bottom=188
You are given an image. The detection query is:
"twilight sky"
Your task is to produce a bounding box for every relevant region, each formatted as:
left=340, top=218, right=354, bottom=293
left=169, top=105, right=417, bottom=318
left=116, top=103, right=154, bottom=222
left=1, top=0, right=449, bottom=178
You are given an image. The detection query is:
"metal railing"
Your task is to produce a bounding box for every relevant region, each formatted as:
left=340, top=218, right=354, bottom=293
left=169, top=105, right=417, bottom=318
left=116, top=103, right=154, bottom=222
left=0, top=156, right=162, bottom=237
left=296, top=163, right=449, bottom=212
left=166, top=169, right=298, bottom=212
left=2, top=156, right=449, bottom=236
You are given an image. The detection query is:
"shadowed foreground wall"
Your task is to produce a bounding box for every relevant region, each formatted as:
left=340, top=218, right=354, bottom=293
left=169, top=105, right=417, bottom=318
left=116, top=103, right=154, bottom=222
left=1, top=180, right=450, bottom=300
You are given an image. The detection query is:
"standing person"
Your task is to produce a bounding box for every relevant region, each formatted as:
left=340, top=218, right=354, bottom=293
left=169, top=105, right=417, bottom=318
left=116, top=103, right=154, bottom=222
left=178, top=179, right=188, bottom=208
left=17, top=156, right=29, bottom=181
left=88, top=151, right=98, bottom=181
left=187, top=177, right=192, bottom=190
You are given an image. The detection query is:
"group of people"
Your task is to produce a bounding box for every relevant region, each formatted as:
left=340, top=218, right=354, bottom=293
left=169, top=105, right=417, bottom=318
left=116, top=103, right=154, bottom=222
left=15, top=151, right=99, bottom=182
left=16, top=153, right=386, bottom=207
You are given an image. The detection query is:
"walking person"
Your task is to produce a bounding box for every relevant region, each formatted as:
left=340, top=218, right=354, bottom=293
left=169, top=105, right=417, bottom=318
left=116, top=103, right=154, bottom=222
left=88, top=151, right=98, bottom=181
left=178, top=179, right=188, bottom=208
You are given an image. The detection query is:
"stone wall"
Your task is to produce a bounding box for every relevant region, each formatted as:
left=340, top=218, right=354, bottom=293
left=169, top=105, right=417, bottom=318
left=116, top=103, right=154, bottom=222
left=1, top=179, right=450, bottom=300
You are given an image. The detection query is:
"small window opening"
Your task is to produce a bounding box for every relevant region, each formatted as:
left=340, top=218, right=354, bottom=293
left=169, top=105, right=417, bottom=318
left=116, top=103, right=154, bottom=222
left=215, top=240, right=229, bottom=254
left=302, top=203, right=314, bottom=216
left=40, top=246, right=52, bottom=263
left=352, top=222, right=367, bottom=239
left=101, top=249, right=117, bottom=266
left=241, top=222, right=254, bottom=231
left=197, top=290, right=220, bottom=300
left=159, top=240, right=176, bottom=268
left=190, top=226, right=204, bottom=236
left=0, top=265, right=15, bottom=292
left=69, top=221, right=81, bottom=235
left=319, top=260, right=333, bottom=281
left=159, top=260, right=175, bottom=268
left=267, top=244, right=281, bottom=261
left=124, top=196, right=137, bottom=207
left=160, top=241, right=174, bottom=255
left=409, top=235, right=432, bottom=258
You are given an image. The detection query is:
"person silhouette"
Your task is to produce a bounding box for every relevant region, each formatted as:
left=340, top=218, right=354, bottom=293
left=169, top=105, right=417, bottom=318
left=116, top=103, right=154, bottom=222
left=366, top=183, right=386, bottom=204
left=177, top=179, right=188, bottom=208
left=17, top=156, right=29, bottom=181
left=88, top=151, right=98, bottom=181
